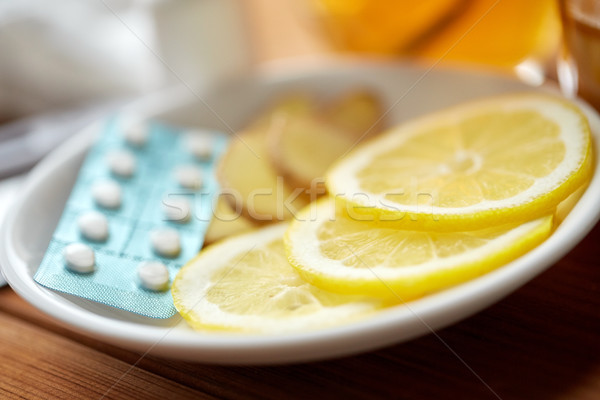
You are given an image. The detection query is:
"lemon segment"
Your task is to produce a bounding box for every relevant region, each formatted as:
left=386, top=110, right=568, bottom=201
left=172, top=224, right=382, bottom=333
left=285, top=199, right=553, bottom=300
left=327, top=93, right=593, bottom=231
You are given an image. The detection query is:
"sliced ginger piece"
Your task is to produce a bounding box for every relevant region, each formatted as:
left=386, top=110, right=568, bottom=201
left=250, top=94, right=314, bottom=130
left=267, top=90, right=385, bottom=188
left=268, top=115, right=356, bottom=187
left=204, top=197, right=256, bottom=244
left=323, top=90, right=385, bottom=138
left=218, top=129, right=311, bottom=223
left=217, top=95, right=317, bottom=223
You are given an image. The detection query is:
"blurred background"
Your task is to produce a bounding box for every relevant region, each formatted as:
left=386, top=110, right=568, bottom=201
left=0, top=0, right=563, bottom=123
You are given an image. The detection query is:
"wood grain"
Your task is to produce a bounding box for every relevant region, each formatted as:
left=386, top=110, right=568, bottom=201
left=1, top=223, right=599, bottom=399
left=0, top=310, right=209, bottom=399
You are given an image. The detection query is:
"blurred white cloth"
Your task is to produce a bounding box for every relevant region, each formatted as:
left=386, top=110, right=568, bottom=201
left=0, top=0, right=251, bottom=121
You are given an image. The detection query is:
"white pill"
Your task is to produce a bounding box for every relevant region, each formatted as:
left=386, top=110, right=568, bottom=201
left=92, top=180, right=122, bottom=209
left=107, top=150, right=136, bottom=178
left=123, top=120, right=148, bottom=147
left=63, top=243, right=95, bottom=273
left=186, top=132, right=213, bottom=160
left=174, top=165, right=203, bottom=189
left=137, top=261, right=170, bottom=291
left=150, top=228, right=181, bottom=257
left=77, top=211, right=109, bottom=242
left=162, top=197, right=192, bottom=223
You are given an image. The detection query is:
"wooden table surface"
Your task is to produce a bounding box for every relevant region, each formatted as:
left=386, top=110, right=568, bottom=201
left=2, top=2, right=600, bottom=399
left=1, top=222, right=599, bottom=399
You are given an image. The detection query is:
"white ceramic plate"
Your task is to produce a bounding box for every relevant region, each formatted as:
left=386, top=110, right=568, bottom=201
left=2, top=61, right=600, bottom=364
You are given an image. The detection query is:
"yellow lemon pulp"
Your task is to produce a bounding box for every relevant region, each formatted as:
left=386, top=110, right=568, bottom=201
left=172, top=224, right=382, bottom=333
left=327, top=93, right=592, bottom=231
left=285, top=199, right=553, bottom=300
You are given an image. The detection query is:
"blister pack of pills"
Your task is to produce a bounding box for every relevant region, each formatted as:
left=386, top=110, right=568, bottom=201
left=34, top=116, right=228, bottom=318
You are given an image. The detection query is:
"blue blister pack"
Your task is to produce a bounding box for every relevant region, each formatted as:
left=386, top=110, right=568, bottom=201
left=34, top=116, right=228, bottom=318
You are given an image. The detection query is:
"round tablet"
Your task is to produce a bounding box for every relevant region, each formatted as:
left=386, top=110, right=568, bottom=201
left=174, top=165, right=203, bottom=189
left=92, top=180, right=122, bottom=209
left=63, top=243, right=95, bottom=273
left=185, top=132, right=213, bottom=160
left=77, top=211, right=109, bottom=242
left=123, top=120, right=148, bottom=147
left=150, top=228, right=181, bottom=257
left=107, top=150, right=136, bottom=178
left=137, top=261, right=170, bottom=291
left=162, top=197, right=192, bottom=223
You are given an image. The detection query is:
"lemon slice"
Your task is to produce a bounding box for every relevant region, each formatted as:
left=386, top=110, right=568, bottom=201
left=172, top=224, right=382, bottom=333
left=285, top=199, right=553, bottom=300
left=327, top=93, right=592, bottom=231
